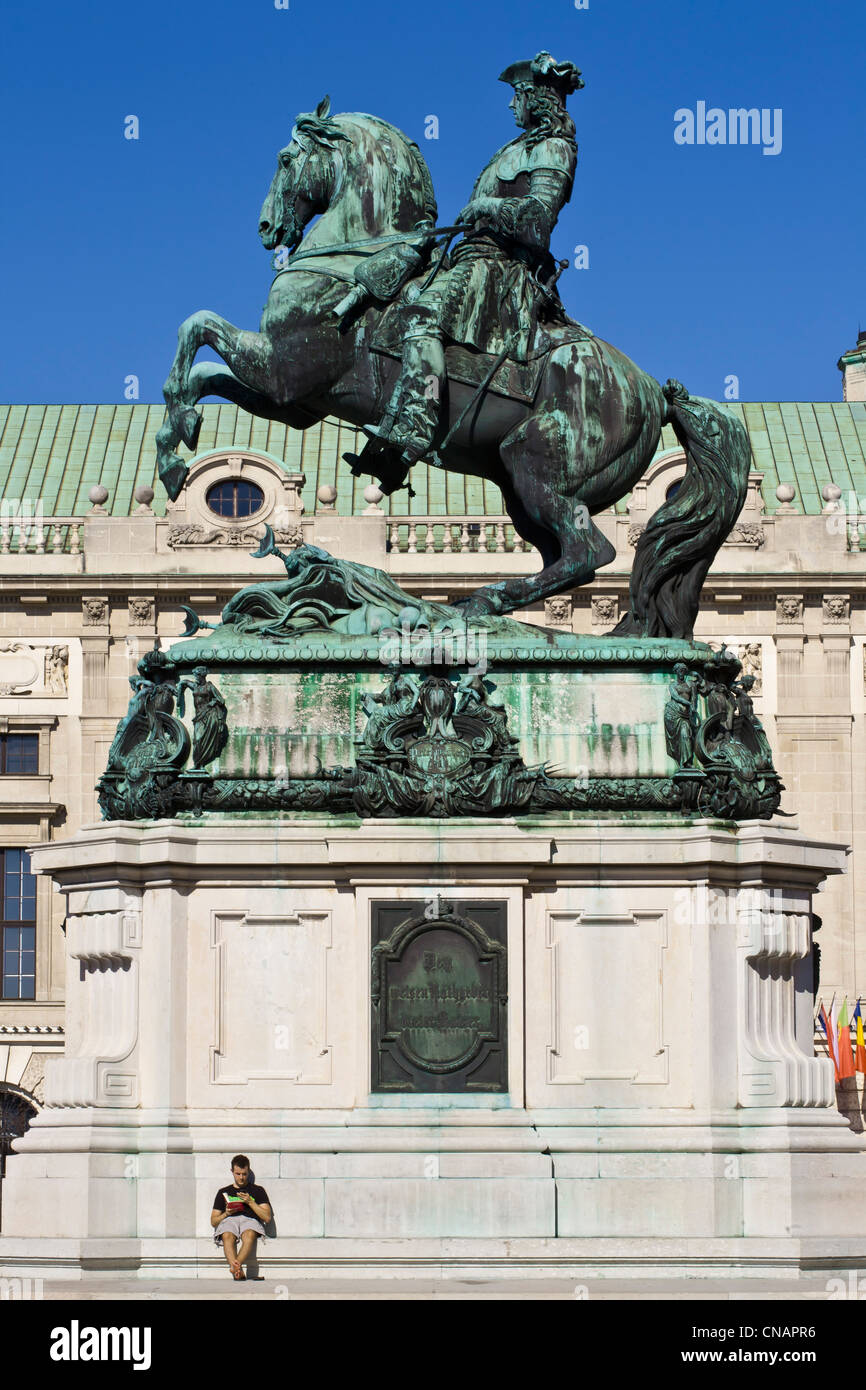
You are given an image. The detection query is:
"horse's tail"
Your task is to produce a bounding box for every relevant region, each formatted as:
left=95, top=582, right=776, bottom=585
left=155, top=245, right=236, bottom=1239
left=614, top=378, right=751, bottom=639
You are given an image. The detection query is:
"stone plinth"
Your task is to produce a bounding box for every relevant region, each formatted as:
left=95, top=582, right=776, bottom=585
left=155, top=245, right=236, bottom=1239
left=2, top=816, right=864, bottom=1282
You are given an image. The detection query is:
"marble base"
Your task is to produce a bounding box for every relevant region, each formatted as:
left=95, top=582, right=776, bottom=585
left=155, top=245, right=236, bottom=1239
left=5, top=1237, right=866, bottom=1284
left=2, top=817, right=864, bottom=1280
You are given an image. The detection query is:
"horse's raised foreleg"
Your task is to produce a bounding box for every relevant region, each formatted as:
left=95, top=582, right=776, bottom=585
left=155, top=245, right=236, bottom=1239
left=158, top=311, right=277, bottom=499
left=185, top=362, right=321, bottom=431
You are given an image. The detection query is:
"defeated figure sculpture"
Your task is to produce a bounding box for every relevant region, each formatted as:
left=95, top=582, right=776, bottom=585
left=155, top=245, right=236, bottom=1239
left=156, top=52, right=750, bottom=639
left=179, top=527, right=457, bottom=639
left=177, top=666, right=229, bottom=769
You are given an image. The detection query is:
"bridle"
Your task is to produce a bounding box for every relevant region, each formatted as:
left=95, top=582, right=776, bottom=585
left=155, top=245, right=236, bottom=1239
left=276, top=140, right=313, bottom=253
left=275, top=132, right=350, bottom=256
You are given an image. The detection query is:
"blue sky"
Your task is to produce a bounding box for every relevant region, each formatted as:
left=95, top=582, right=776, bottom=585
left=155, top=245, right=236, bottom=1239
left=0, top=0, right=863, bottom=404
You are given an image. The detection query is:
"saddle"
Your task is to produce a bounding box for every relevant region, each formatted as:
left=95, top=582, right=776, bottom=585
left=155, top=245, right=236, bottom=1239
left=369, top=294, right=594, bottom=406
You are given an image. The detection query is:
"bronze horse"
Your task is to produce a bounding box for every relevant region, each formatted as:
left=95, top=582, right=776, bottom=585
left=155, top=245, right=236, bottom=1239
left=157, top=101, right=750, bottom=635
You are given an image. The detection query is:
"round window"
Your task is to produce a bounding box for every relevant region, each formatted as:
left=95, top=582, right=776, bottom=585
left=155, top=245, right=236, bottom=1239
left=206, top=479, right=265, bottom=519
left=665, top=478, right=683, bottom=503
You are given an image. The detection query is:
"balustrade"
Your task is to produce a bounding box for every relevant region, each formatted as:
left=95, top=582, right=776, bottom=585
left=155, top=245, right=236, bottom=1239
left=0, top=517, right=82, bottom=555
left=387, top=516, right=525, bottom=554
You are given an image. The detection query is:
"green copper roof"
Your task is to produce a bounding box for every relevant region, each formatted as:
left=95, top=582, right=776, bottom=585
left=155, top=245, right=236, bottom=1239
left=1, top=401, right=865, bottom=518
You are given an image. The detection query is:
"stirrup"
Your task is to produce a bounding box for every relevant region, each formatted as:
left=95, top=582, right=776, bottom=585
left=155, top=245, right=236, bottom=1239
left=361, top=423, right=393, bottom=446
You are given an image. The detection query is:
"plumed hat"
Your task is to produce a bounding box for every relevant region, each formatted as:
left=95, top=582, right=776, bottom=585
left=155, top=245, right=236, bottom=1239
left=499, top=52, right=584, bottom=102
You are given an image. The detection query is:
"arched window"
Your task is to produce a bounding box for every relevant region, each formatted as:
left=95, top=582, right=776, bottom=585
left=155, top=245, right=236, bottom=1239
left=665, top=478, right=684, bottom=503
left=206, top=480, right=265, bottom=519
left=0, top=1088, right=37, bottom=1226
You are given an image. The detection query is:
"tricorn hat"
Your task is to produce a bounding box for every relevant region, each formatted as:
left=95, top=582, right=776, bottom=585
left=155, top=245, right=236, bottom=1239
left=499, top=51, right=584, bottom=101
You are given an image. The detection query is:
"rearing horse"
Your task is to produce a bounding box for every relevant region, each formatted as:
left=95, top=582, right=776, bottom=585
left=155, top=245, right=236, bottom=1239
left=158, top=99, right=750, bottom=635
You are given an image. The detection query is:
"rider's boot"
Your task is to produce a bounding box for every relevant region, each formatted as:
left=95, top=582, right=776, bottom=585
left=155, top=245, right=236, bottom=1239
left=363, top=306, right=446, bottom=466
left=342, top=438, right=415, bottom=497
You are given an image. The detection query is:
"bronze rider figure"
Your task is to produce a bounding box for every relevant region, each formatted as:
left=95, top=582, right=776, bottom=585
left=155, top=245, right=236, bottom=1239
left=358, top=52, right=583, bottom=486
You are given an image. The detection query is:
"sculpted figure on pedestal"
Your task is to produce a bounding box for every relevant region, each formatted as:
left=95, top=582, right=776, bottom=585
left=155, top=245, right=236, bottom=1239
left=157, top=55, right=751, bottom=638
left=701, top=660, right=735, bottom=734
left=359, top=672, right=422, bottom=752
left=732, top=673, right=774, bottom=767
left=664, top=662, right=699, bottom=769
left=100, top=657, right=191, bottom=818
left=178, top=666, right=229, bottom=769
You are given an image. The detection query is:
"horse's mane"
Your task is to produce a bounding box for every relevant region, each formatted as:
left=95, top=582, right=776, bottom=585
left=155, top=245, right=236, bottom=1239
left=337, top=115, right=437, bottom=223
left=294, top=102, right=437, bottom=226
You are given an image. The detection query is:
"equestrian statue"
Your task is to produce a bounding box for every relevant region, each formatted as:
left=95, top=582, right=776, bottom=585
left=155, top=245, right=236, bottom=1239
left=157, top=51, right=750, bottom=638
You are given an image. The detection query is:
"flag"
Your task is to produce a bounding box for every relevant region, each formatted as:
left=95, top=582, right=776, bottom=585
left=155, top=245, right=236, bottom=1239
left=838, top=998, right=856, bottom=1079
left=854, top=1000, right=866, bottom=1075
left=819, top=1001, right=841, bottom=1082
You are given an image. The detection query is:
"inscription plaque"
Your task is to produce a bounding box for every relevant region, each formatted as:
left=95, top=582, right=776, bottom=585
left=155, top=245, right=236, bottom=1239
left=371, top=898, right=508, bottom=1093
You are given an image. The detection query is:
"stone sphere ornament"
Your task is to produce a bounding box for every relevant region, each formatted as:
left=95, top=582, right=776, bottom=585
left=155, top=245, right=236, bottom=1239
left=822, top=482, right=843, bottom=513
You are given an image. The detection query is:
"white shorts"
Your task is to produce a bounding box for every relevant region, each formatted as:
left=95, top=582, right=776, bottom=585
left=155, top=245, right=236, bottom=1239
left=214, top=1214, right=266, bottom=1245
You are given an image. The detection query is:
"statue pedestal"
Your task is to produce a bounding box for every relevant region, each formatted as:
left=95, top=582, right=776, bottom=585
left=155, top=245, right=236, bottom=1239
left=2, top=816, right=863, bottom=1283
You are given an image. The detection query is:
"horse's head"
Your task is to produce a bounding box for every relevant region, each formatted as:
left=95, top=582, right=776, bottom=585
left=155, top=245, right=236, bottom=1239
left=259, top=96, right=349, bottom=253
left=259, top=97, right=437, bottom=254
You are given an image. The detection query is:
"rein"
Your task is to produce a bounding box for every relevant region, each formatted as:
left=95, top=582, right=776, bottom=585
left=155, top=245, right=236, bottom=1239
left=271, top=224, right=464, bottom=280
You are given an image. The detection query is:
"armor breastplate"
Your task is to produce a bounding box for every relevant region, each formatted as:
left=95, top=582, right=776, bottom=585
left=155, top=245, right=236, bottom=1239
left=471, top=135, right=576, bottom=202
left=474, top=156, right=532, bottom=200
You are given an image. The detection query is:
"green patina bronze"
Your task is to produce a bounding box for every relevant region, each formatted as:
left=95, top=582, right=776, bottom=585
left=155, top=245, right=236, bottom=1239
left=156, top=54, right=751, bottom=640
left=96, top=540, right=782, bottom=823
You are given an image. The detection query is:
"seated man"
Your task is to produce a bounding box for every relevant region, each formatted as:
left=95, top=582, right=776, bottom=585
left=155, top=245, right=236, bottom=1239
left=211, top=1154, right=273, bottom=1280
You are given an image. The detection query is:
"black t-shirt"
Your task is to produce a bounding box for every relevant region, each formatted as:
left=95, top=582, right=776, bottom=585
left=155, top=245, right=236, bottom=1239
left=212, top=1183, right=270, bottom=1215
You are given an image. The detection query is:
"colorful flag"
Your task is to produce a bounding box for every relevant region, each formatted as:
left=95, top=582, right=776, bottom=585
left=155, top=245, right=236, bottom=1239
left=819, top=1001, right=841, bottom=1082
left=838, top=998, right=856, bottom=1079
left=854, top=1000, right=866, bottom=1075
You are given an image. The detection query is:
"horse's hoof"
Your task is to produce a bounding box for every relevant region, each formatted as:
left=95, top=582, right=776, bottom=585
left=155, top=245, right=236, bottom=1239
left=158, top=454, right=189, bottom=501
left=178, top=407, right=202, bottom=451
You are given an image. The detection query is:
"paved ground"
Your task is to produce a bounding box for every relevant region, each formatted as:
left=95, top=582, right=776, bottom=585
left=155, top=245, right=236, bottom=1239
left=29, top=1274, right=852, bottom=1300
